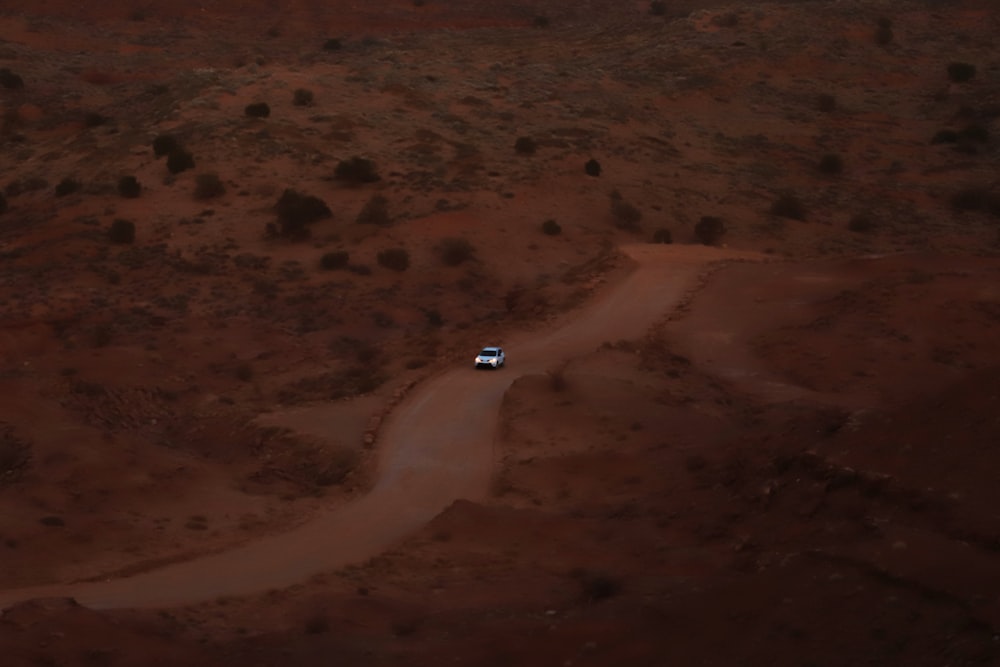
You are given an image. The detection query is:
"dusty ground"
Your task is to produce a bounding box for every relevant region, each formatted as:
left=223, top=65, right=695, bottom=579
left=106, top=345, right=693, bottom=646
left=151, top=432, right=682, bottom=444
left=1, top=0, right=1000, bottom=664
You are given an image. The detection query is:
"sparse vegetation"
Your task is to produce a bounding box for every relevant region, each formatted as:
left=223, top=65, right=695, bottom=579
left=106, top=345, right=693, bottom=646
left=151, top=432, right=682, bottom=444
left=377, top=247, right=410, bottom=271
left=817, top=94, right=837, bottom=113
left=649, top=1, right=667, bottom=16
left=54, top=178, right=81, bottom=197
left=320, top=251, right=350, bottom=270
left=694, top=216, right=725, bottom=245
left=542, top=219, right=562, bottom=236
left=0, top=424, right=31, bottom=485
left=108, top=219, right=136, bottom=244
left=584, top=158, right=602, bottom=177
left=652, top=228, right=673, bottom=244
left=874, top=17, right=893, bottom=45
left=117, top=175, right=142, bottom=198
left=153, top=134, right=180, bottom=157
left=166, top=149, right=195, bottom=174
left=818, top=153, right=844, bottom=175
left=335, top=156, right=380, bottom=183
left=355, top=194, right=390, bottom=225
left=292, top=88, right=314, bottom=106
left=194, top=173, right=226, bottom=200
left=323, top=37, right=342, bottom=51
left=949, top=187, right=1000, bottom=215
left=610, top=190, right=642, bottom=231
left=274, top=189, right=332, bottom=238
left=514, top=136, right=537, bottom=155
left=770, top=193, right=807, bottom=221
left=438, top=237, right=475, bottom=266
left=848, top=214, right=876, bottom=233
left=245, top=102, right=271, bottom=118
left=83, top=111, right=107, bottom=128
left=947, top=62, right=976, bottom=83
left=0, top=192, right=7, bottom=215
left=0, top=68, right=24, bottom=90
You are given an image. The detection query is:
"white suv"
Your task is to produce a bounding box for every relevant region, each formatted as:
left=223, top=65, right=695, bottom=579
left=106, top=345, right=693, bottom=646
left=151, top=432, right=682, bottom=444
left=474, top=346, right=505, bottom=369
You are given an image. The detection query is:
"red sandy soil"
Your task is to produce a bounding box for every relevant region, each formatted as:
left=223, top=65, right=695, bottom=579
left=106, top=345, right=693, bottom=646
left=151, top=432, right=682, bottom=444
left=1, top=0, right=1000, bottom=665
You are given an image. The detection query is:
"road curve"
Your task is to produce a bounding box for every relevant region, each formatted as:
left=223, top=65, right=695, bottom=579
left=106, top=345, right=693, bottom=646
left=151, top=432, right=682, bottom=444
left=0, top=244, right=760, bottom=611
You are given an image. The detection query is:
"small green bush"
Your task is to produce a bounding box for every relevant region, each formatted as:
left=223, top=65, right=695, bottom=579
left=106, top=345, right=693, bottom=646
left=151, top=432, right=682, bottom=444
left=694, top=216, right=725, bottom=245
left=377, top=247, right=410, bottom=272
left=167, top=149, right=195, bottom=174
left=355, top=194, right=390, bottom=225
left=245, top=102, right=271, bottom=118
left=293, top=88, right=314, bottom=107
left=153, top=134, right=180, bottom=157
left=194, top=172, right=226, bottom=200
left=275, top=189, right=332, bottom=237
left=514, top=136, right=537, bottom=155
left=610, top=191, right=642, bottom=231
left=55, top=178, right=81, bottom=197
left=438, top=237, right=475, bottom=266
left=770, top=193, right=807, bottom=221
left=117, top=175, right=141, bottom=198
left=108, top=218, right=136, bottom=244
left=542, top=219, right=562, bottom=235
left=320, top=251, right=350, bottom=270
left=848, top=214, right=875, bottom=233
left=651, top=228, right=673, bottom=244
left=0, top=68, right=24, bottom=90
left=816, top=94, right=837, bottom=113
left=818, top=153, right=844, bottom=175
left=874, top=17, right=893, bottom=45
left=947, top=62, right=976, bottom=83
left=334, top=156, right=380, bottom=183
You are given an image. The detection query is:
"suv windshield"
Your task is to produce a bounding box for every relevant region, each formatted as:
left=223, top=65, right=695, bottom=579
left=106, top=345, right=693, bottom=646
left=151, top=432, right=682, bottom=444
left=479, top=349, right=496, bottom=356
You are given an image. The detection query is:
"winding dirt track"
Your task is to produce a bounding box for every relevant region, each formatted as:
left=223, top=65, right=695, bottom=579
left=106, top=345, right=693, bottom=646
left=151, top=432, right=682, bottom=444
left=0, top=244, right=761, bottom=611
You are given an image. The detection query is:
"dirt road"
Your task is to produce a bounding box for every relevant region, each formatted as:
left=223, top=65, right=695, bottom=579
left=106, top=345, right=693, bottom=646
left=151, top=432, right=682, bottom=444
left=0, top=244, right=761, bottom=611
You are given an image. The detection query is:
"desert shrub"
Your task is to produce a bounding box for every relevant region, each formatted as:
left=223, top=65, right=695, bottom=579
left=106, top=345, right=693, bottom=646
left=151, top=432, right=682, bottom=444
left=0, top=68, right=24, bottom=90
left=711, top=11, right=739, bottom=27
left=770, top=193, right=807, bottom=221
left=532, top=15, right=550, bottom=28
left=931, top=129, right=959, bottom=144
left=194, top=172, right=226, bottom=200
left=117, top=175, right=142, bottom=198
left=575, top=570, right=622, bottom=602
left=514, top=136, right=537, bottom=155
left=0, top=192, right=6, bottom=215
left=334, top=156, right=380, bottom=183
left=108, top=219, right=136, bottom=244
left=320, top=251, right=350, bottom=270
left=816, top=93, right=837, bottom=113
left=818, top=153, right=844, bottom=175
left=293, top=88, right=314, bottom=106
left=275, top=189, right=332, bottom=237
left=609, top=191, right=642, bottom=231
left=584, top=158, right=602, bottom=176
left=245, top=102, right=271, bottom=118
left=649, top=0, right=667, bottom=16
left=377, top=247, right=410, bottom=272
left=83, top=112, right=107, bottom=128
left=874, top=17, right=893, bottom=45
left=958, top=123, right=990, bottom=144
left=153, top=134, right=180, bottom=157
left=323, top=37, right=342, bottom=51
left=651, top=228, right=673, bottom=244
left=950, top=187, right=1000, bottom=215
left=694, top=216, right=726, bottom=245
left=438, top=237, right=475, bottom=266
left=55, top=178, right=81, bottom=197
left=947, top=62, right=976, bottom=83
left=542, top=219, right=562, bottom=235
left=0, top=425, right=31, bottom=484
left=167, top=149, right=195, bottom=174
left=848, top=214, right=876, bottom=233
left=355, top=193, right=390, bottom=225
